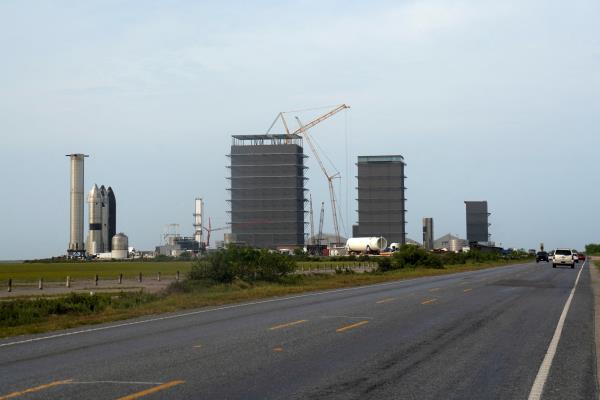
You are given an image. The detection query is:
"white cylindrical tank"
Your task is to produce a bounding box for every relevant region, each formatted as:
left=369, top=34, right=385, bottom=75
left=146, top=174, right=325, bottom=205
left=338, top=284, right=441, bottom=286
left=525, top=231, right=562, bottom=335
left=390, top=243, right=401, bottom=251
left=111, top=233, right=129, bottom=259
left=345, top=237, right=388, bottom=253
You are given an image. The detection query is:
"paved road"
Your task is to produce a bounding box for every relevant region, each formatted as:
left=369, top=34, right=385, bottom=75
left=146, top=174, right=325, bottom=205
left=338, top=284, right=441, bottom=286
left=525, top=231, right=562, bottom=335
left=0, top=260, right=596, bottom=399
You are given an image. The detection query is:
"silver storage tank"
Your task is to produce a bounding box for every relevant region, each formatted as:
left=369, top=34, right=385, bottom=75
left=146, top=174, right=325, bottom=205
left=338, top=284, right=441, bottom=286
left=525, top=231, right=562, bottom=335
left=111, top=233, right=129, bottom=259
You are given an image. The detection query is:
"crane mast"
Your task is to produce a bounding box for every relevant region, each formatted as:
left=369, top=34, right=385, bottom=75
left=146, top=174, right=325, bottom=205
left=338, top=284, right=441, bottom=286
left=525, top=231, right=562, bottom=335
left=295, top=117, right=341, bottom=245
left=318, top=202, right=325, bottom=246
left=309, top=193, right=315, bottom=245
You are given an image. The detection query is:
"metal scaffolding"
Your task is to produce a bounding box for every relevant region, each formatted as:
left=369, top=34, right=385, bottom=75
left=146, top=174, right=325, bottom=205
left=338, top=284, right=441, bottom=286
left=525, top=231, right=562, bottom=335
left=353, top=155, right=407, bottom=244
left=228, top=135, right=308, bottom=248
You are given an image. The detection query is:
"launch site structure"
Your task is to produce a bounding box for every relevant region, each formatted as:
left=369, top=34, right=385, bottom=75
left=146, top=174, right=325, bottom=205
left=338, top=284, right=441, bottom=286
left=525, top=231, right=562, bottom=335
left=86, top=184, right=117, bottom=256
left=228, top=134, right=307, bottom=249
left=66, top=153, right=88, bottom=258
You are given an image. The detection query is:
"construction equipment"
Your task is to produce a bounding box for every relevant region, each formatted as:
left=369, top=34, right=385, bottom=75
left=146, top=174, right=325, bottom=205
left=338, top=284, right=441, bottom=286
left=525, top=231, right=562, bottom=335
left=265, top=104, right=350, bottom=246
left=309, top=193, right=315, bottom=245
left=266, top=104, right=350, bottom=139
left=202, top=218, right=227, bottom=248
left=318, top=202, right=325, bottom=246
left=296, top=117, right=342, bottom=245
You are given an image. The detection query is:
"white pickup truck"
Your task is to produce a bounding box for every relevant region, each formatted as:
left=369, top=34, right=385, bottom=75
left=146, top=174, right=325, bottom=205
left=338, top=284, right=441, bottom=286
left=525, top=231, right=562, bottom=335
left=552, top=248, right=575, bottom=269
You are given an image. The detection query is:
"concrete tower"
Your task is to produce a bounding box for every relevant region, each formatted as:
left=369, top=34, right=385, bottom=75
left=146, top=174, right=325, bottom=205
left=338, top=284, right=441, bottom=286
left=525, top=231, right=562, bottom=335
left=229, top=134, right=306, bottom=249
left=465, top=201, right=491, bottom=244
left=353, top=155, right=407, bottom=245
left=423, top=218, right=434, bottom=251
left=66, top=153, right=88, bottom=257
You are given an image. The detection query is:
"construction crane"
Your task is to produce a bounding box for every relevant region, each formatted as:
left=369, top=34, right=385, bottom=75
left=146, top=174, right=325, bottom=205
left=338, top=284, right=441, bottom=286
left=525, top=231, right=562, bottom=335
left=318, top=202, right=325, bottom=246
left=295, top=116, right=342, bottom=245
left=309, top=193, right=315, bottom=245
left=265, top=104, right=350, bottom=245
left=265, top=104, right=350, bottom=141
left=202, top=218, right=227, bottom=248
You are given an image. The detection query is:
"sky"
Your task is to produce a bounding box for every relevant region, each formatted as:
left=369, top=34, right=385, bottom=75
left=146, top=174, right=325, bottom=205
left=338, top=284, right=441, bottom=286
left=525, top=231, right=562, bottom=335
left=1, top=0, right=599, bottom=259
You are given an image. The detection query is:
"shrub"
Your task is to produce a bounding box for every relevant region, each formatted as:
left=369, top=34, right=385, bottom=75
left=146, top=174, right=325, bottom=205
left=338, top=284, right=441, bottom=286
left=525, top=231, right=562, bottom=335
left=189, top=246, right=296, bottom=283
left=585, top=244, right=600, bottom=255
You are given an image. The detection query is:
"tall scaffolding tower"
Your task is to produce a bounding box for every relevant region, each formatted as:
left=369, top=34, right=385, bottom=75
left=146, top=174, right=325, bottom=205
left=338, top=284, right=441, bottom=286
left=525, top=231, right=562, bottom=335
left=227, top=134, right=308, bottom=248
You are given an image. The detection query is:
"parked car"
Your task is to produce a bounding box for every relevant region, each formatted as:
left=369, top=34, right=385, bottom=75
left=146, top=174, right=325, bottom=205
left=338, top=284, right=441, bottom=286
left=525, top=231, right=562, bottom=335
left=536, top=251, right=549, bottom=263
left=553, top=248, right=575, bottom=269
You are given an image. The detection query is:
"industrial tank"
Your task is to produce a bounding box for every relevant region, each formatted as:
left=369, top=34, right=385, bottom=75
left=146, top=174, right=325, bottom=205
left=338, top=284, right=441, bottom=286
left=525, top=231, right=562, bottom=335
left=345, top=237, right=387, bottom=254
left=111, top=233, right=129, bottom=259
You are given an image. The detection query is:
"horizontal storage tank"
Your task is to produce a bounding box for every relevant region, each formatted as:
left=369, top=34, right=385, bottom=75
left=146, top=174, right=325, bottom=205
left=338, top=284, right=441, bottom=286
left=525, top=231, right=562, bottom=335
left=111, top=233, right=129, bottom=259
left=345, top=237, right=387, bottom=253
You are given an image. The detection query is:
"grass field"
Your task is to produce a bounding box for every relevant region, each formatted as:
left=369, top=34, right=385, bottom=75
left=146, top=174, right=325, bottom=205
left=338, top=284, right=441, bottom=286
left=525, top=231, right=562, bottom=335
left=0, top=261, right=194, bottom=282
left=0, top=258, right=526, bottom=338
left=0, top=260, right=374, bottom=283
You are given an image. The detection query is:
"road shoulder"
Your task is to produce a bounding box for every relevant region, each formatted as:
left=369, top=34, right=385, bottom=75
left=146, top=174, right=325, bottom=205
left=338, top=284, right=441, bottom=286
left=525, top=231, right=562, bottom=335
left=589, top=257, right=600, bottom=399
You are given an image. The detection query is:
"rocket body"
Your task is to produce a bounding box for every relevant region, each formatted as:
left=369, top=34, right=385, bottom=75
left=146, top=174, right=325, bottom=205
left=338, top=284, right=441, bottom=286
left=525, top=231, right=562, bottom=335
left=86, top=184, right=103, bottom=255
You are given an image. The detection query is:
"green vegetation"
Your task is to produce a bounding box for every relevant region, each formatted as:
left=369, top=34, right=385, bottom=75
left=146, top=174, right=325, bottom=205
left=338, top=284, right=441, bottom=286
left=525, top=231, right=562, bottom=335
left=190, top=246, right=295, bottom=283
left=0, top=261, right=193, bottom=283
left=0, top=292, right=156, bottom=328
left=376, top=245, right=528, bottom=271
left=585, top=244, right=600, bottom=256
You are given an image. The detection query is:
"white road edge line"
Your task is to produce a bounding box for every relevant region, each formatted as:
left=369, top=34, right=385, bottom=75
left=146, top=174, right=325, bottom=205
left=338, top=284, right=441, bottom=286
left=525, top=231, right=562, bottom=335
left=528, top=259, right=586, bottom=400
left=0, top=261, right=533, bottom=348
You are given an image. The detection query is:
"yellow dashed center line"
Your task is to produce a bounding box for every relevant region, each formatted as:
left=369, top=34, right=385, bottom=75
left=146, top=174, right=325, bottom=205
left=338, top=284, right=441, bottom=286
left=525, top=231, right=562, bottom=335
left=336, top=320, right=369, bottom=333
left=273, top=347, right=284, bottom=352
left=376, top=298, right=396, bottom=304
left=429, top=287, right=441, bottom=292
left=269, top=319, right=308, bottom=330
left=116, top=380, right=185, bottom=400
left=463, top=288, right=472, bottom=293
left=0, top=379, right=73, bottom=400
left=421, top=298, right=438, bottom=305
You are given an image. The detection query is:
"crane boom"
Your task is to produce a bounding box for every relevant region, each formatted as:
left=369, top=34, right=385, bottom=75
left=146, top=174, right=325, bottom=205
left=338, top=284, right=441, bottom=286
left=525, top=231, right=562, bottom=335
left=290, top=104, right=350, bottom=136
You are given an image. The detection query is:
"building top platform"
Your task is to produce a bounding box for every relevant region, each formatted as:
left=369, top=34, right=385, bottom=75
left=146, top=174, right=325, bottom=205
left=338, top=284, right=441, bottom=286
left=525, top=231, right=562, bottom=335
left=232, top=134, right=302, bottom=140
left=231, top=134, right=303, bottom=146
left=357, top=155, right=405, bottom=163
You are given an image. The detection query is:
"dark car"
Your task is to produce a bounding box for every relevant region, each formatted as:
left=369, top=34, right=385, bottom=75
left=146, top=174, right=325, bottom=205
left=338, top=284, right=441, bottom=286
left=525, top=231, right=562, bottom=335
left=536, top=251, right=549, bottom=263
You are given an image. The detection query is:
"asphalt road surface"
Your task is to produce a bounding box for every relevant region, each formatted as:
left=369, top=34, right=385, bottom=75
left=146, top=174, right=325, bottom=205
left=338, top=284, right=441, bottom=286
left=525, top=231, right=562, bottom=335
left=0, top=260, right=596, bottom=399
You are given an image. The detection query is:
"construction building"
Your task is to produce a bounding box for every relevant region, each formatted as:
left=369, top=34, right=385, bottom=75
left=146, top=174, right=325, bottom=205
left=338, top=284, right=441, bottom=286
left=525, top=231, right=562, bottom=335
left=423, top=218, right=434, bottom=251
left=465, top=201, right=491, bottom=244
left=352, top=155, right=407, bottom=244
left=228, top=134, right=307, bottom=249
left=434, top=233, right=467, bottom=252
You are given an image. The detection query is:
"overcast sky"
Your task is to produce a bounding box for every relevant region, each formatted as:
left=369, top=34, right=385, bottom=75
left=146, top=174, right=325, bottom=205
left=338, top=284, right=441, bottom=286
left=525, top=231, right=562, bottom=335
left=1, top=0, right=599, bottom=259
